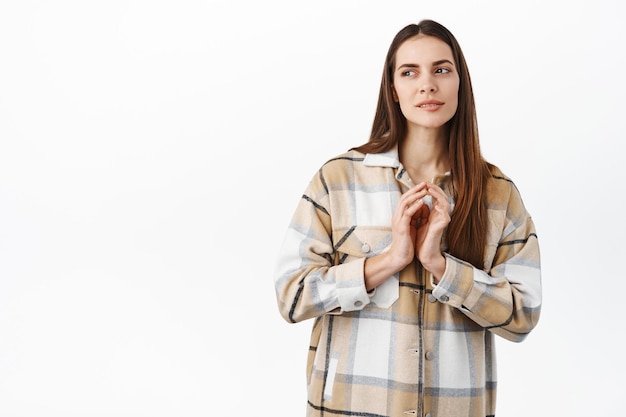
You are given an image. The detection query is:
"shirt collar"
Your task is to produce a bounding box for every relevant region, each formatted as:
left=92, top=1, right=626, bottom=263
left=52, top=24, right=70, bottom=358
left=362, top=148, right=401, bottom=168
left=363, top=147, right=452, bottom=186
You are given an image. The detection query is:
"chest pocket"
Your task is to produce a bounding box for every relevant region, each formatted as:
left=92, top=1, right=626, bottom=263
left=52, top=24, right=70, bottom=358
left=333, top=226, right=398, bottom=309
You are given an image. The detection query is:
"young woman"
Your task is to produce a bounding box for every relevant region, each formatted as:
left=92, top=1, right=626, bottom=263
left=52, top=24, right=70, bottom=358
left=273, top=19, right=541, bottom=417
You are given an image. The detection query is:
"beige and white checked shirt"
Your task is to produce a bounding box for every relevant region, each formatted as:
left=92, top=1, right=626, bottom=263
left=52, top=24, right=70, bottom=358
left=273, top=148, right=541, bottom=417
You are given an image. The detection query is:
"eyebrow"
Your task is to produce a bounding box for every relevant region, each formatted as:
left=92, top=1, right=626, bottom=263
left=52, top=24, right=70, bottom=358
left=397, top=59, right=455, bottom=69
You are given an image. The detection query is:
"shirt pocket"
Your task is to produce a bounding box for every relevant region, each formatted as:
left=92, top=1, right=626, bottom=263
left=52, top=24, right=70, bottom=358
left=333, top=225, right=398, bottom=309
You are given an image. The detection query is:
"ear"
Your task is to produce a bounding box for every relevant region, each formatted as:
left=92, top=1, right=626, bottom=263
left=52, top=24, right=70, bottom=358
left=391, top=87, right=398, bottom=102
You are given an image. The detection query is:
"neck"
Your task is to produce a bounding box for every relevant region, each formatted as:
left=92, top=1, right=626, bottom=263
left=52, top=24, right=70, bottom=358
left=399, top=126, right=450, bottom=183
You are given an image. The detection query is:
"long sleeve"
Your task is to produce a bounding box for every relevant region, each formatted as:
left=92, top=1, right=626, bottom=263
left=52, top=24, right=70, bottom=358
left=273, top=168, right=373, bottom=324
left=431, top=178, right=542, bottom=342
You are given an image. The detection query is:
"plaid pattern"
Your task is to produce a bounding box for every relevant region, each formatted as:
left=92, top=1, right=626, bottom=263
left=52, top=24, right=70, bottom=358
left=274, top=149, right=541, bottom=417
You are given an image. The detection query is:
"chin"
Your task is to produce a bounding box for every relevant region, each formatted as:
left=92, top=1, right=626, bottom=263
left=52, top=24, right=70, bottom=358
left=411, top=119, right=450, bottom=130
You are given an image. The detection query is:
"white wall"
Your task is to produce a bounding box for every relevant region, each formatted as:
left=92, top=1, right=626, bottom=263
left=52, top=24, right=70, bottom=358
left=0, top=0, right=623, bottom=415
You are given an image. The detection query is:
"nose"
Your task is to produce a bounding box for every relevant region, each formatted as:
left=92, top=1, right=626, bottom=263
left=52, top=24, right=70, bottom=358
left=419, top=75, right=437, bottom=93
left=419, top=83, right=437, bottom=94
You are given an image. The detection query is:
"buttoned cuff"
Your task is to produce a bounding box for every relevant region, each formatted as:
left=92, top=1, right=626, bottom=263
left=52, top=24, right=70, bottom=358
left=430, top=253, right=474, bottom=307
left=335, top=257, right=371, bottom=312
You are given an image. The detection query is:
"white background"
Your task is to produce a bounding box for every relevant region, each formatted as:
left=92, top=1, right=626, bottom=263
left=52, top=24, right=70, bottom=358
left=0, top=0, right=624, bottom=416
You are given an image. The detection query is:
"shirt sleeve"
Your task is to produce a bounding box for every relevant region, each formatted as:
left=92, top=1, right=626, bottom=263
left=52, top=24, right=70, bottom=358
left=273, top=170, right=371, bottom=324
left=431, top=182, right=542, bottom=342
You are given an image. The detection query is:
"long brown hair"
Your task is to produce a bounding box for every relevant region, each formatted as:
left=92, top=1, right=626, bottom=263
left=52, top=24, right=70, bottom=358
left=351, top=19, right=491, bottom=269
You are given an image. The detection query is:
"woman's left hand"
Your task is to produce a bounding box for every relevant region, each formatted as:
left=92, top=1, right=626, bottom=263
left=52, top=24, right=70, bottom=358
left=414, top=183, right=451, bottom=281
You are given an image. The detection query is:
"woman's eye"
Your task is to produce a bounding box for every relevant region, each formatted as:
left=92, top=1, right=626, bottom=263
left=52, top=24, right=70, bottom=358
left=402, top=70, right=415, bottom=77
left=435, top=67, right=451, bottom=74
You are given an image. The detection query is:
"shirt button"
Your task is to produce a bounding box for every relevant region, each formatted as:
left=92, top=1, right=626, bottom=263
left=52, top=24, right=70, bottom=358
left=425, top=351, right=434, bottom=360
left=354, top=300, right=363, bottom=307
left=425, top=413, right=432, bottom=417
left=440, top=295, right=449, bottom=302
left=361, top=243, right=370, bottom=253
left=428, top=294, right=437, bottom=303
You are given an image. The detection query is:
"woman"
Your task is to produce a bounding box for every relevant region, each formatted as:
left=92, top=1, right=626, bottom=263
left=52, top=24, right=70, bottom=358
left=273, top=19, right=541, bottom=417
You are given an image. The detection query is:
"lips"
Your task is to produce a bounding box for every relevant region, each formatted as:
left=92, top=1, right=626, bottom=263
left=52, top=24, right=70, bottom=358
left=417, top=99, right=444, bottom=108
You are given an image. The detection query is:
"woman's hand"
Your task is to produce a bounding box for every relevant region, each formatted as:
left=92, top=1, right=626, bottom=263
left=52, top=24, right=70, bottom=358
left=363, top=182, right=428, bottom=290
left=414, top=183, right=451, bottom=281
left=389, top=182, right=429, bottom=269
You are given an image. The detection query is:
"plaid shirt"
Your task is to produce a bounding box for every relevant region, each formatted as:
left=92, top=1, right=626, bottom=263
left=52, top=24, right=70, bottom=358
left=274, top=148, right=542, bottom=417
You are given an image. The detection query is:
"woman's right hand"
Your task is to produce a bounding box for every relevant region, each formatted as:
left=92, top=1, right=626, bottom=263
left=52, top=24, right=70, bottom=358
left=364, top=183, right=428, bottom=290
left=391, top=182, right=429, bottom=267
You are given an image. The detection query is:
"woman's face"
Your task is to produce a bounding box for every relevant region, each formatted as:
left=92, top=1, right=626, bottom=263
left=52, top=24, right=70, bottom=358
left=392, top=35, right=460, bottom=132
